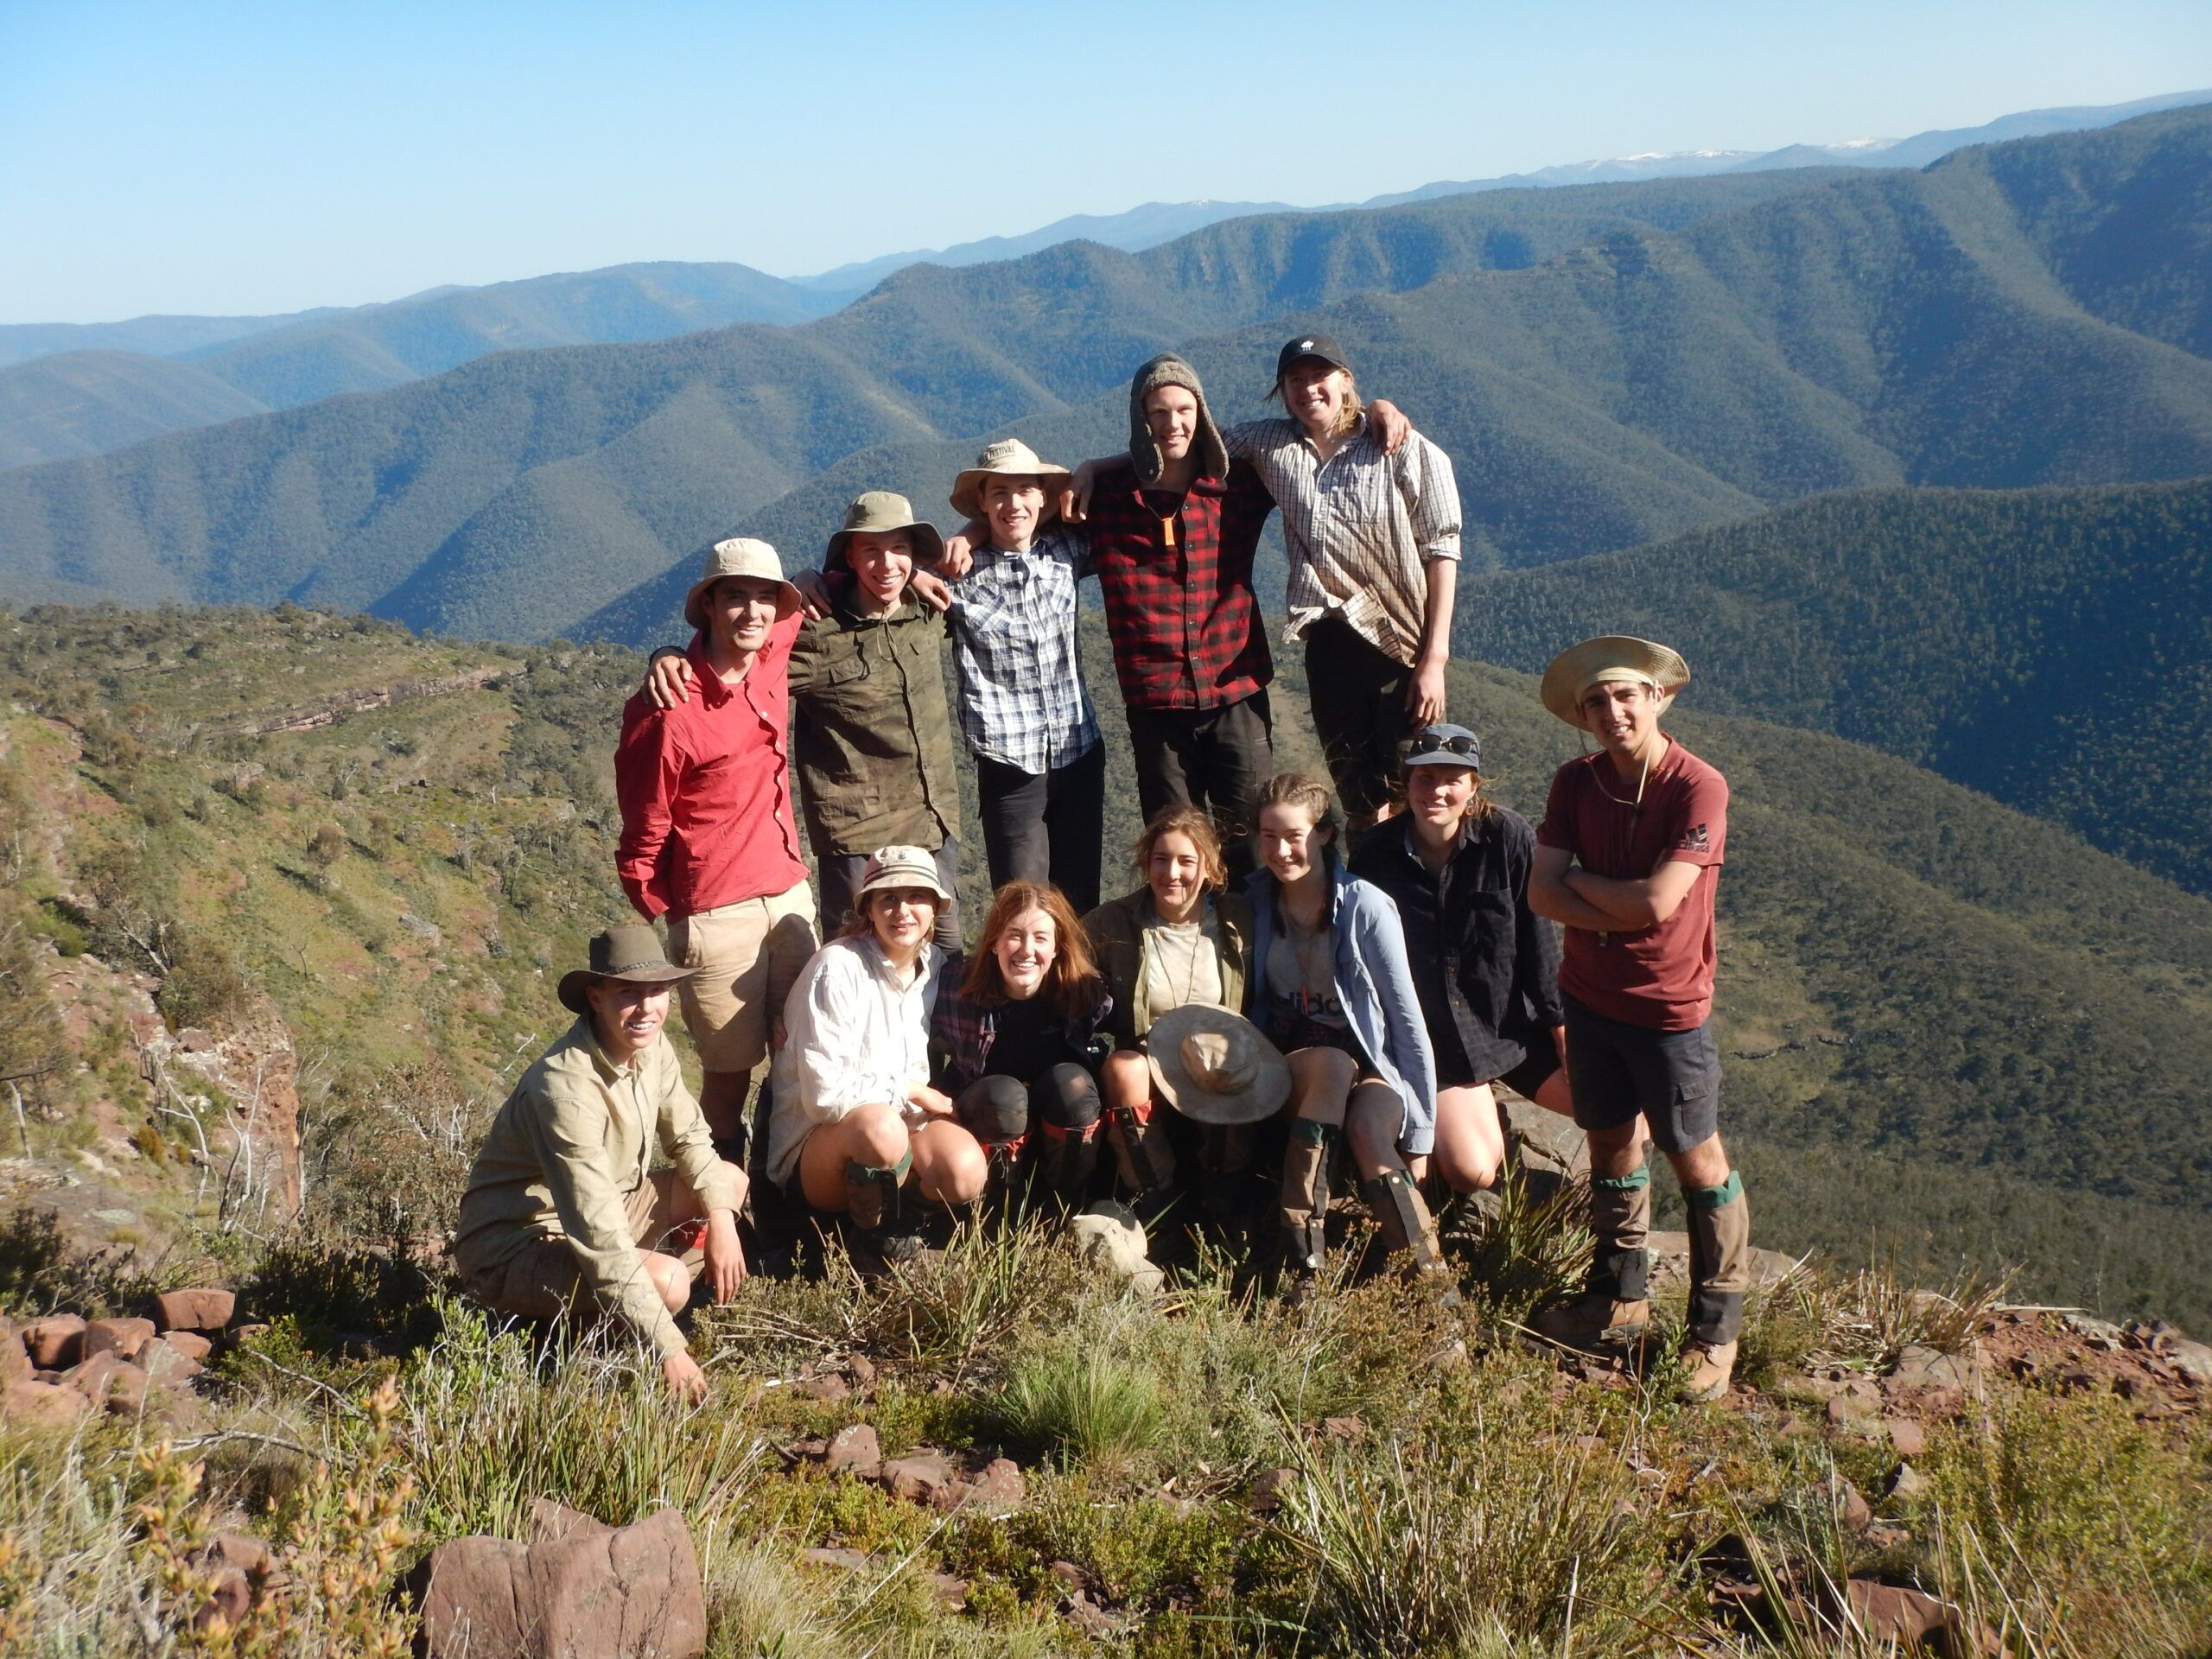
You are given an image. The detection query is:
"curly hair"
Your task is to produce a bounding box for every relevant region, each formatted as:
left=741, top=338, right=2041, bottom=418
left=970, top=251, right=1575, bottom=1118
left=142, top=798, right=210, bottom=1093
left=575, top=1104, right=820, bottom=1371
left=958, top=881, right=1103, bottom=1017
left=1129, top=804, right=1229, bottom=891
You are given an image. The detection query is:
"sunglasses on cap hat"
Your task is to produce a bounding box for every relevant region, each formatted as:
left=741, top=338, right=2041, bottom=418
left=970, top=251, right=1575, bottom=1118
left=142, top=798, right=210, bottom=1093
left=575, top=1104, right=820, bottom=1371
left=1398, top=728, right=1482, bottom=769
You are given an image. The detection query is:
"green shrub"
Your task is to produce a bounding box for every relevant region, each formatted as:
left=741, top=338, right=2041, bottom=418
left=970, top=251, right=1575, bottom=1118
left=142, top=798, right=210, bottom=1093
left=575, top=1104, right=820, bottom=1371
left=999, top=1340, right=1167, bottom=1476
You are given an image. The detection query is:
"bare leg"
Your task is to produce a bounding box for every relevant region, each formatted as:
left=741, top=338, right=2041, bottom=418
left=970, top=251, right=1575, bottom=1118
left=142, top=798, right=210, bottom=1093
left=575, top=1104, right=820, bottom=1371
left=909, top=1119, right=988, bottom=1207
left=796, top=1102, right=909, bottom=1213
left=1429, top=1083, right=1506, bottom=1193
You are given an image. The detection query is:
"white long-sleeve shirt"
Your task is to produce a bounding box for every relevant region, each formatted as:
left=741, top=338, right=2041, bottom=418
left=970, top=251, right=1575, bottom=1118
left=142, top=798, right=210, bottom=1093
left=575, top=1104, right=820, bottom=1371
left=766, top=934, right=944, bottom=1185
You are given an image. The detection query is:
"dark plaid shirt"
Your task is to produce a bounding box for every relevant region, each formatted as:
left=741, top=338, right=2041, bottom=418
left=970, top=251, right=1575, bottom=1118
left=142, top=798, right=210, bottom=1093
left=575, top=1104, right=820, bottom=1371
left=1083, top=458, right=1276, bottom=712
left=928, top=962, right=1112, bottom=1091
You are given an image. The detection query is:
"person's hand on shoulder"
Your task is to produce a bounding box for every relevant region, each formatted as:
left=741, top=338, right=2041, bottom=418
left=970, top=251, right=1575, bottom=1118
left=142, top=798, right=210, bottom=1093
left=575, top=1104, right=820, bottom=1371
left=937, top=528, right=978, bottom=579
left=1067, top=459, right=1105, bottom=521
left=662, top=1348, right=709, bottom=1405
left=908, top=569, right=954, bottom=613
left=791, top=569, right=835, bottom=620
left=1367, top=398, right=1411, bottom=454
left=646, top=649, right=695, bottom=710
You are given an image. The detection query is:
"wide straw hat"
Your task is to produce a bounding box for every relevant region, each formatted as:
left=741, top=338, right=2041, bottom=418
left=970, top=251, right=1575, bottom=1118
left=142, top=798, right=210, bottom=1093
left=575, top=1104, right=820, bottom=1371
left=1146, top=1005, right=1293, bottom=1127
left=824, top=491, right=945, bottom=571
left=1539, top=635, right=1692, bottom=730
left=557, top=925, right=695, bottom=1014
left=856, top=844, right=954, bottom=905
left=949, top=438, right=1071, bottom=521
left=683, top=537, right=801, bottom=630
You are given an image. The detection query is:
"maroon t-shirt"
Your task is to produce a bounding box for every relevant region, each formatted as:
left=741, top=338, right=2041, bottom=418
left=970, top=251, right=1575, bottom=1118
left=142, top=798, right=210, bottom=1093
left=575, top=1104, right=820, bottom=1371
left=1536, top=740, right=1727, bottom=1031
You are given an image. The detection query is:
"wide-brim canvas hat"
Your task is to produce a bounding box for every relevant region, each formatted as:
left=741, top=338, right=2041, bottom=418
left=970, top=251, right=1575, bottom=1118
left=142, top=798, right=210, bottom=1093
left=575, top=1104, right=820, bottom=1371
left=824, top=490, right=945, bottom=572
left=949, top=439, right=1071, bottom=521
left=683, top=537, right=801, bottom=630
left=557, top=925, right=695, bottom=1014
left=1539, top=635, right=1691, bottom=730
left=856, top=844, right=954, bottom=906
left=1147, top=1005, right=1292, bottom=1127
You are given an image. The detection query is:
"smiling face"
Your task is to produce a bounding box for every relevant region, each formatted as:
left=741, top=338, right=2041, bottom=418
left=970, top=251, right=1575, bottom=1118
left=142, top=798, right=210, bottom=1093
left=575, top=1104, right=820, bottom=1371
left=1578, top=679, right=1665, bottom=760
left=990, top=905, right=1058, bottom=1001
left=867, top=886, right=940, bottom=957
left=1144, top=384, right=1200, bottom=464
left=1407, top=762, right=1477, bottom=833
left=707, top=574, right=785, bottom=657
left=1279, top=359, right=1353, bottom=437
left=980, top=475, right=1047, bottom=549
left=844, top=529, right=914, bottom=612
left=1146, top=830, right=1206, bottom=923
left=1258, top=801, right=1330, bottom=889
left=584, top=977, right=672, bottom=1059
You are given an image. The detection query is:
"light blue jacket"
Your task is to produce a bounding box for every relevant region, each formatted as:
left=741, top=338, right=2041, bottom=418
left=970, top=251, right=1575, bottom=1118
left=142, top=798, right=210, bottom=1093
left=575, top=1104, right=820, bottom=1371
left=1246, top=864, right=1439, bottom=1156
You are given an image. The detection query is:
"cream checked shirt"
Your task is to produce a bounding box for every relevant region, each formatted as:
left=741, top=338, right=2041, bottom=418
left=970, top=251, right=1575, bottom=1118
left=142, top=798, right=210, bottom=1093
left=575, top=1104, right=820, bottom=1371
left=1226, top=415, right=1462, bottom=667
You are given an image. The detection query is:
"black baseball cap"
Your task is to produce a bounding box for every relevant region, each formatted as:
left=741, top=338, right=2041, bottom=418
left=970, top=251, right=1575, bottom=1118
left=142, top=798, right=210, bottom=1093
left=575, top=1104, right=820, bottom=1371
left=1274, top=333, right=1352, bottom=382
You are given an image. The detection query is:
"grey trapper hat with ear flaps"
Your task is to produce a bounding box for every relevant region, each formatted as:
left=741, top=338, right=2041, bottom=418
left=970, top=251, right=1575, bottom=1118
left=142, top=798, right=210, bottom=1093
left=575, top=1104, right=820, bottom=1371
left=1128, top=353, right=1230, bottom=488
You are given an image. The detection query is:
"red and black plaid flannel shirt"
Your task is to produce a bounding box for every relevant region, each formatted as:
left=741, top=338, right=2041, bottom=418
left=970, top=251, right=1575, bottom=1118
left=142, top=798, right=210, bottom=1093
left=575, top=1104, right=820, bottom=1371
left=1084, top=458, right=1276, bottom=712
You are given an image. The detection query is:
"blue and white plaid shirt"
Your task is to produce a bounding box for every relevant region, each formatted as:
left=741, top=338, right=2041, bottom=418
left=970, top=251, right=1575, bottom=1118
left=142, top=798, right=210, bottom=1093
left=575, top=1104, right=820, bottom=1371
left=944, top=524, right=1102, bottom=775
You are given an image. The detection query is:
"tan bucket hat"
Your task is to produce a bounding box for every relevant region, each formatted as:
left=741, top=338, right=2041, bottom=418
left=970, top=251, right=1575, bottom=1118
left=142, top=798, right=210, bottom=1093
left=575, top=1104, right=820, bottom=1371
left=683, top=537, right=801, bottom=630
left=857, top=844, right=954, bottom=906
left=1539, top=635, right=1691, bottom=730
left=1146, top=1005, right=1292, bottom=1127
left=824, top=491, right=946, bottom=571
left=949, top=439, right=1071, bottom=521
left=557, top=925, right=695, bottom=1014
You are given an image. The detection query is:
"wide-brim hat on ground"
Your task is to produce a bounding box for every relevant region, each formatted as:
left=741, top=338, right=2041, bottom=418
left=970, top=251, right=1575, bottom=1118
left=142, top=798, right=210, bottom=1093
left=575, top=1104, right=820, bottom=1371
left=1402, top=721, right=1484, bottom=772
left=857, top=844, right=955, bottom=905
left=558, top=925, right=695, bottom=1014
left=825, top=491, right=945, bottom=572
left=949, top=439, right=1071, bottom=521
left=683, top=537, right=801, bottom=630
left=1274, top=332, right=1352, bottom=384
left=1539, top=635, right=1691, bottom=730
left=1147, top=1005, right=1292, bottom=1126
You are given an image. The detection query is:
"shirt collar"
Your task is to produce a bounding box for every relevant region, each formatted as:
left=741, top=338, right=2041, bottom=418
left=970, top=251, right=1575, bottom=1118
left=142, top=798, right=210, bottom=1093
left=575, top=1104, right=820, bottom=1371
left=578, top=1016, right=645, bottom=1084
left=684, top=632, right=734, bottom=708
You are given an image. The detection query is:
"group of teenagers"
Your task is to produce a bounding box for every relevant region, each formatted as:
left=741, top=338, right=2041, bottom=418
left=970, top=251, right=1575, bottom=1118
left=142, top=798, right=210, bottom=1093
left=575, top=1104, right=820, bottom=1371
left=452, top=337, right=1755, bottom=1406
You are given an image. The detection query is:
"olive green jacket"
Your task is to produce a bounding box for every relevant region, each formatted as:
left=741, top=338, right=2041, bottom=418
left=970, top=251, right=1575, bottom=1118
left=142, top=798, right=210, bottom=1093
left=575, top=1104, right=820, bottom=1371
left=454, top=1019, right=739, bottom=1357
left=1081, top=887, right=1255, bottom=1051
left=787, top=593, right=961, bottom=857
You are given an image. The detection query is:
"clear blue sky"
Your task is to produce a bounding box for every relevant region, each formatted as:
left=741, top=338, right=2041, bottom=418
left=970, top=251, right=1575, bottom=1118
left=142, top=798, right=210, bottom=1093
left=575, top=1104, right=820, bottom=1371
left=3, top=0, right=2207, bottom=323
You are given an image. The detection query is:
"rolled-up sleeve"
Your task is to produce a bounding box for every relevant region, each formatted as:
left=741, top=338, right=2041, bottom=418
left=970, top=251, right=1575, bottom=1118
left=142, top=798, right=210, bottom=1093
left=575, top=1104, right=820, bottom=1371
left=522, top=1085, right=684, bottom=1357
left=1396, top=435, right=1462, bottom=564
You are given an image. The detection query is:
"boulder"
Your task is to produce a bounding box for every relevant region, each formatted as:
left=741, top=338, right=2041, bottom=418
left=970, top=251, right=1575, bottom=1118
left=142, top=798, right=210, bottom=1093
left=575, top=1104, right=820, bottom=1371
left=82, top=1317, right=156, bottom=1363
left=22, top=1315, right=86, bottom=1370
left=967, top=1457, right=1025, bottom=1510
left=1067, top=1201, right=1163, bottom=1294
left=823, top=1424, right=880, bottom=1478
left=1885, top=1419, right=1928, bottom=1458
left=194, top=1570, right=252, bottom=1635
left=415, top=1536, right=533, bottom=1659
left=880, top=1453, right=953, bottom=1505
left=1887, top=1344, right=1979, bottom=1393
left=526, top=1499, right=608, bottom=1546
left=143, top=1338, right=205, bottom=1387
left=526, top=1506, right=706, bottom=1659
left=65, top=1351, right=121, bottom=1404
left=0, top=1328, right=28, bottom=1388
left=154, top=1288, right=237, bottom=1334
left=105, top=1361, right=150, bottom=1415
left=1845, top=1580, right=1996, bottom=1656
left=3, top=1379, right=89, bottom=1429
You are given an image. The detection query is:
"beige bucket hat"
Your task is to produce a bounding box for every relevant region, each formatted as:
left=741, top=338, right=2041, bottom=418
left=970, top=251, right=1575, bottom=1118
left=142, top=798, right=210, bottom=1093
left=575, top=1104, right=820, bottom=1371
left=824, top=491, right=946, bottom=571
left=557, top=924, right=695, bottom=1014
left=1539, top=635, right=1691, bottom=730
left=683, top=537, right=801, bottom=630
left=857, top=844, right=954, bottom=906
left=949, top=439, right=1071, bottom=521
left=1146, top=1005, right=1292, bottom=1127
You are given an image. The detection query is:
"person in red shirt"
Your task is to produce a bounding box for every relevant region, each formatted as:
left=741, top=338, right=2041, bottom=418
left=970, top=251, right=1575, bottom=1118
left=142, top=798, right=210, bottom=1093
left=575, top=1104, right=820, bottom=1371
left=616, top=537, right=819, bottom=1162
left=1526, top=636, right=1751, bottom=1402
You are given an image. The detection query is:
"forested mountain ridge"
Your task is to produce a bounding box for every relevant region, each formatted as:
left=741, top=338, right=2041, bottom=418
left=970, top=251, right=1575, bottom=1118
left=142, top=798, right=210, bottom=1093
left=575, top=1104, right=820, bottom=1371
left=1452, top=475, right=2212, bottom=895
left=8, top=106, right=2211, bottom=642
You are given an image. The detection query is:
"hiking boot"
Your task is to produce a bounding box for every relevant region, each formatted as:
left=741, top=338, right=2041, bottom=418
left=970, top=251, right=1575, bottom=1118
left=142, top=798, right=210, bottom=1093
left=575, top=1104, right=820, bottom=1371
left=1681, top=1338, right=1738, bottom=1402
left=1530, top=1293, right=1650, bottom=1350
left=1277, top=1119, right=1335, bottom=1277
left=1362, top=1169, right=1451, bottom=1281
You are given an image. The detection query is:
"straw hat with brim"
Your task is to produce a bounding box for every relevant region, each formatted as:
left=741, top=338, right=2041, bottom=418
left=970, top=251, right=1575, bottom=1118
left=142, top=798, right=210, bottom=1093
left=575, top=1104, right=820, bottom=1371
left=1146, top=1005, right=1292, bottom=1127
left=857, top=844, right=954, bottom=906
left=825, top=491, right=945, bottom=572
left=949, top=439, right=1071, bottom=521
left=558, top=925, right=695, bottom=1014
left=1539, top=635, right=1692, bottom=731
left=683, top=537, right=801, bottom=631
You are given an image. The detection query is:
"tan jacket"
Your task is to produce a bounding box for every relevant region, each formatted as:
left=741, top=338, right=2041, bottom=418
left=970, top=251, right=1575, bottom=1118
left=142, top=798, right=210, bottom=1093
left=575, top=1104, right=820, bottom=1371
left=1082, top=887, right=1255, bottom=1051
left=454, top=1018, right=740, bottom=1357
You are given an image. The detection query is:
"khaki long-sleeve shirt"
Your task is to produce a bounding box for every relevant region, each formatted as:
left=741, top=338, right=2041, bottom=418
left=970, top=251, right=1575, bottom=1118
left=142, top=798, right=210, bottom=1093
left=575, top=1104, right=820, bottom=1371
left=454, top=1018, right=741, bottom=1357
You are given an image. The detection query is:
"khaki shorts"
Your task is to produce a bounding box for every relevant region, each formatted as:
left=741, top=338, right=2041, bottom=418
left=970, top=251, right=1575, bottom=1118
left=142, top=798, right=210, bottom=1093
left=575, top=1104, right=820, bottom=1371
left=464, top=1170, right=703, bottom=1323
left=667, top=879, right=819, bottom=1075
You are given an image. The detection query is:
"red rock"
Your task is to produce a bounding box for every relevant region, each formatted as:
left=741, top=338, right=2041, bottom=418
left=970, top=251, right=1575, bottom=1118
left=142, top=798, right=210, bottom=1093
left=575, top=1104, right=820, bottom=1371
left=1248, top=1466, right=1297, bottom=1512
left=105, top=1361, right=150, bottom=1414
left=3, top=1379, right=90, bottom=1428
left=22, top=1315, right=86, bottom=1370
left=1845, top=1580, right=1997, bottom=1656
left=160, top=1330, right=214, bottom=1363
left=1886, top=1419, right=1928, bottom=1458
left=206, top=1533, right=274, bottom=1579
left=154, top=1288, right=237, bottom=1333
left=192, top=1569, right=251, bottom=1635
left=143, top=1339, right=203, bottom=1387
left=66, top=1351, right=120, bottom=1403
left=800, top=1546, right=871, bottom=1571
left=82, top=1317, right=156, bottom=1363
left=797, top=1371, right=849, bottom=1403
left=0, top=1330, right=28, bottom=1388
left=526, top=1498, right=609, bottom=1545
left=967, top=1456, right=1025, bottom=1508
left=846, top=1352, right=877, bottom=1387
left=931, top=1572, right=969, bottom=1610
left=415, top=1536, right=532, bottom=1659
left=880, top=1453, right=952, bottom=1504
left=824, top=1423, right=880, bottom=1477
left=526, top=1506, right=705, bottom=1659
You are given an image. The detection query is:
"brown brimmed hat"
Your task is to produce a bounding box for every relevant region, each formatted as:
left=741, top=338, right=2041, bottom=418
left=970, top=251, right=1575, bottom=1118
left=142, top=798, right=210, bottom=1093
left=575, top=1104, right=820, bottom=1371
left=857, top=845, right=954, bottom=906
left=824, top=491, right=945, bottom=572
left=1539, top=635, right=1691, bottom=730
left=683, top=537, right=801, bottom=631
left=558, top=925, right=694, bottom=1014
left=949, top=439, right=1070, bottom=521
left=1146, top=1005, right=1292, bottom=1127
